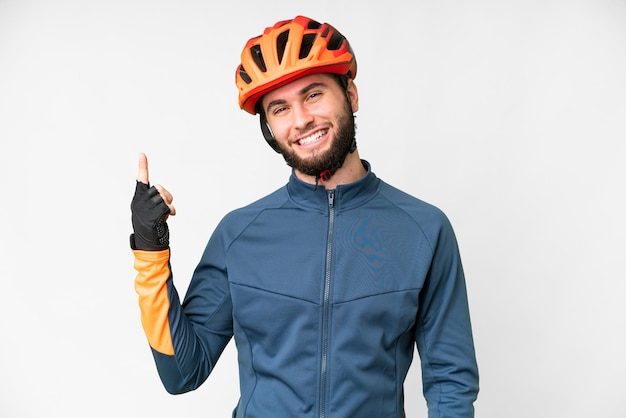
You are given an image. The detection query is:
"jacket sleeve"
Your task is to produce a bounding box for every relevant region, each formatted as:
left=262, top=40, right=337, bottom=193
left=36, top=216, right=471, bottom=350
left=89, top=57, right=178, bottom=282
left=415, top=215, right=479, bottom=417
left=133, top=238, right=233, bottom=394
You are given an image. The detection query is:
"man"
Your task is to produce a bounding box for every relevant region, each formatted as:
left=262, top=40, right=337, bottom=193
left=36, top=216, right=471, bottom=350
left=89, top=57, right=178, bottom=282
left=131, top=15, right=479, bottom=417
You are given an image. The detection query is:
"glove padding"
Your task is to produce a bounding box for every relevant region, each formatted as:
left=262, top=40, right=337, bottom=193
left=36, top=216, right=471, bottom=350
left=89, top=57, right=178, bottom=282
left=130, top=181, right=171, bottom=250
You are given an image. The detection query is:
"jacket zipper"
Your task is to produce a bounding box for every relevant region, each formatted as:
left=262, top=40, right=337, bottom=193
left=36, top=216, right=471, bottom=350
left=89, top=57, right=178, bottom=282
left=319, top=190, right=335, bottom=418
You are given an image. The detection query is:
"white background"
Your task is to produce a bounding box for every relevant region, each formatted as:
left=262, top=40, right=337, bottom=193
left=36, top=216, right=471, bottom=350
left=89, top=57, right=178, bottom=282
left=1, top=0, right=625, bottom=417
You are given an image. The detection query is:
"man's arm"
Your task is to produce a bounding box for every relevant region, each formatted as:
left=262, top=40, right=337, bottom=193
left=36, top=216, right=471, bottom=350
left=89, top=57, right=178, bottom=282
left=130, top=153, right=232, bottom=394
left=416, top=215, right=479, bottom=417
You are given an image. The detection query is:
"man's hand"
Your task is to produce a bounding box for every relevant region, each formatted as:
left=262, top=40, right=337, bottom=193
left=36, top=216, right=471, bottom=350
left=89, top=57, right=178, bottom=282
left=130, top=153, right=176, bottom=251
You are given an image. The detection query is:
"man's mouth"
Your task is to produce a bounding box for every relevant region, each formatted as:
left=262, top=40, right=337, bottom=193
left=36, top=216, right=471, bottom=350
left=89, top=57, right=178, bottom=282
left=297, top=129, right=328, bottom=146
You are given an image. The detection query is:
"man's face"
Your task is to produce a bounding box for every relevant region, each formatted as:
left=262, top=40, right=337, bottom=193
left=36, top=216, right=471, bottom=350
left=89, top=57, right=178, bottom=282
left=261, top=73, right=359, bottom=177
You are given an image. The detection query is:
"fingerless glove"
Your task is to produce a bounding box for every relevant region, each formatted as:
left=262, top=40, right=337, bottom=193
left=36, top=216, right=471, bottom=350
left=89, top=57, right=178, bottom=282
left=130, top=181, right=170, bottom=251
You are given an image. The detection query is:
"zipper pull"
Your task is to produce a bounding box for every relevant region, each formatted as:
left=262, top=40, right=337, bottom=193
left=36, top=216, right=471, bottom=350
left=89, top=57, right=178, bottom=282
left=327, top=190, right=335, bottom=207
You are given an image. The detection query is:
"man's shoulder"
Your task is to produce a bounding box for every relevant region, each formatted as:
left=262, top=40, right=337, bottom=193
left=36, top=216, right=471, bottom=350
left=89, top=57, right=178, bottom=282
left=378, top=181, right=446, bottom=217
left=219, top=185, right=290, bottom=226
left=376, top=180, right=455, bottom=240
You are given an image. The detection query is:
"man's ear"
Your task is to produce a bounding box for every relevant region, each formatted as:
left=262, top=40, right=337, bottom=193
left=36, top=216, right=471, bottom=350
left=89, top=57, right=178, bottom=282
left=347, top=79, right=359, bottom=113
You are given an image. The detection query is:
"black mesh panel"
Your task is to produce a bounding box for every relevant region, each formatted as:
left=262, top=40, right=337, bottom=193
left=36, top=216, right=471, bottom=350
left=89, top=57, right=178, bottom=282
left=299, top=34, right=317, bottom=59
left=239, top=66, right=252, bottom=84
left=307, top=20, right=322, bottom=30
left=327, top=31, right=345, bottom=51
left=250, top=45, right=267, bottom=72
left=276, top=30, right=289, bottom=64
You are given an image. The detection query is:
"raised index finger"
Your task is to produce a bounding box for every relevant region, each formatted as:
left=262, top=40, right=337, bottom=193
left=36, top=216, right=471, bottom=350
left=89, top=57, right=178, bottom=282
left=137, top=152, right=149, bottom=184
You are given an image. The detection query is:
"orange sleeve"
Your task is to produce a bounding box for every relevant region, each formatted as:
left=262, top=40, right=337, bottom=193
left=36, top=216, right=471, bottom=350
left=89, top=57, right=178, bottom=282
left=133, top=249, right=175, bottom=355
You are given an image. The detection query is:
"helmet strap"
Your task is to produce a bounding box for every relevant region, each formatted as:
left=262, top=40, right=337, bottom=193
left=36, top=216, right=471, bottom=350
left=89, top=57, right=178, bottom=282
left=259, top=114, right=282, bottom=153
left=312, top=134, right=357, bottom=191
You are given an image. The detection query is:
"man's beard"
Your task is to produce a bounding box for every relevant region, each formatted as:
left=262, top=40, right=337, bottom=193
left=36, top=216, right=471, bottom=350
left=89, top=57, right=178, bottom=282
left=276, top=104, right=356, bottom=177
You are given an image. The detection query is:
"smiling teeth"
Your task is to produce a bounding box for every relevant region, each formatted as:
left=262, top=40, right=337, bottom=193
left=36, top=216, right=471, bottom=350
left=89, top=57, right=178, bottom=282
left=298, top=130, right=326, bottom=145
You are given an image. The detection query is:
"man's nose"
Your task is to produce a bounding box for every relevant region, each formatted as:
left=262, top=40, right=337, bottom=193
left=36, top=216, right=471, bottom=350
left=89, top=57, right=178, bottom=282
left=292, top=104, right=315, bottom=131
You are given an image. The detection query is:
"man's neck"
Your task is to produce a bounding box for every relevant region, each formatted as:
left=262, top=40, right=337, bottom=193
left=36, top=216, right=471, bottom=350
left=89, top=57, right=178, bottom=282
left=294, top=151, right=366, bottom=190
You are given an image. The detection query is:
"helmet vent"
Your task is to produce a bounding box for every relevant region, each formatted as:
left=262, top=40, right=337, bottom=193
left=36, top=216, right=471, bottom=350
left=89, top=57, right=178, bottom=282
left=299, top=34, right=317, bottom=59
left=307, top=20, right=322, bottom=30
left=327, top=31, right=344, bottom=51
left=238, top=66, right=252, bottom=84
left=250, top=45, right=267, bottom=72
left=276, top=30, right=289, bottom=64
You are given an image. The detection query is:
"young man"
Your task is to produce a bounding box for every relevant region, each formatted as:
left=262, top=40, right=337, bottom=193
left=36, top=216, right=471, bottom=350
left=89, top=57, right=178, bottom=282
left=131, top=15, right=479, bottom=417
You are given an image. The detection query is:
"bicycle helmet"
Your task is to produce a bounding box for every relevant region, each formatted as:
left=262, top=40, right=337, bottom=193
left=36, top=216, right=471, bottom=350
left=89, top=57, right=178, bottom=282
left=236, top=15, right=357, bottom=115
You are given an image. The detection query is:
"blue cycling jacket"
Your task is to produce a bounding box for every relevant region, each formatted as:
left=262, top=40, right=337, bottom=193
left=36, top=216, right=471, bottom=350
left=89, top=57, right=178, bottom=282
left=133, top=162, right=479, bottom=417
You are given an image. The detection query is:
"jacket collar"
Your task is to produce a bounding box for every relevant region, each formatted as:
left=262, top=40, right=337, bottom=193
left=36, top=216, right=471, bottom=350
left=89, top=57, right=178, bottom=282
left=286, top=160, right=380, bottom=212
